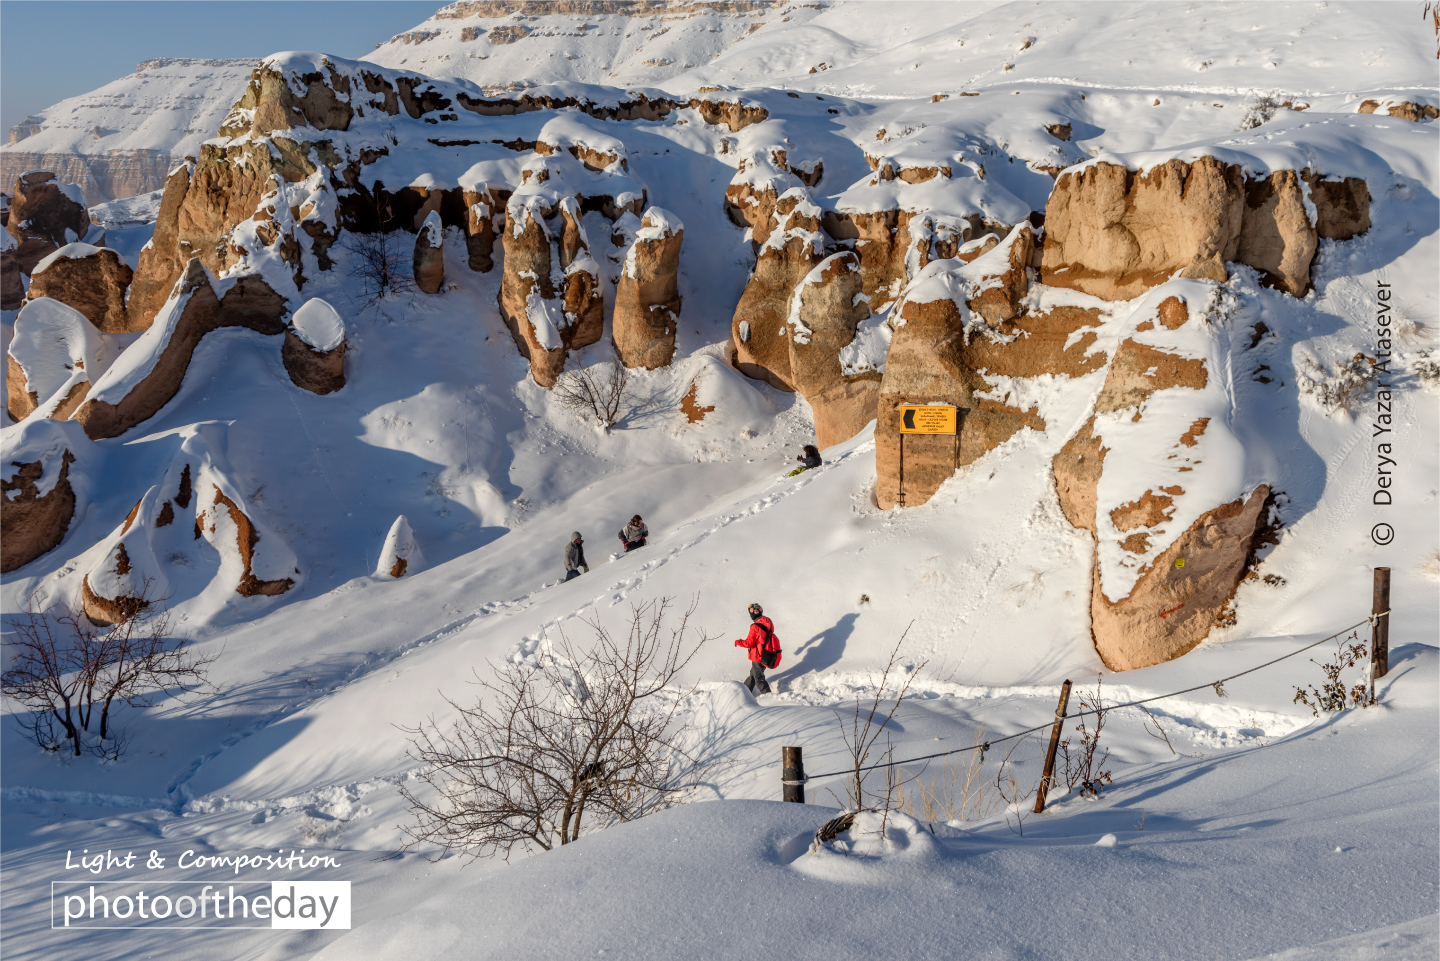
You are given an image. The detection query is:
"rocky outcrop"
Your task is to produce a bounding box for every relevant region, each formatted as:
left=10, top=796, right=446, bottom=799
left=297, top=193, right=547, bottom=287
left=0, top=420, right=87, bottom=573
left=786, top=252, right=880, bottom=449
left=414, top=210, right=445, bottom=293
left=124, top=160, right=194, bottom=331
left=4, top=171, right=92, bottom=274
left=821, top=208, right=1009, bottom=314
left=376, top=515, right=423, bottom=577
left=1089, top=487, right=1272, bottom=670
left=7, top=298, right=115, bottom=422
left=1041, top=158, right=1370, bottom=300
left=731, top=189, right=824, bottom=391
left=1358, top=98, right=1439, bottom=122
left=1052, top=285, right=1275, bottom=670
left=874, top=233, right=1101, bottom=509
left=72, top=258, right=288, bottom=440
left=25, top=244, right=134, bottom=332
left=497, top=197, right=604, bottom=387
left=462, top=187, right=498, bottom=271
left=81, top=423, right=297, bottom=621
left=724, top=149, right=801, bottom=246
left=283, top=297, right=346, bottom=394
left=613, top=207, right=683, bottom=370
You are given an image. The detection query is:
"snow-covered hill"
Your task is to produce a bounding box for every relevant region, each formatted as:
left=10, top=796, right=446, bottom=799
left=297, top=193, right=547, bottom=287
left=1, top=4, right=1437, bottom=960
left=368, top=0, right=1437, bottom=104
left=0, top=58, right=255, bottom=203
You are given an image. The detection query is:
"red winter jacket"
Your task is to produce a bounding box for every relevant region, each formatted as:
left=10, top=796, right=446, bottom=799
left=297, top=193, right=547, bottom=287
left=735, top=617, right=780, bottom=665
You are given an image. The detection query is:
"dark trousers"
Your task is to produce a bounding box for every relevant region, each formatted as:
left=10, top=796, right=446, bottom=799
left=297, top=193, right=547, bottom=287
left=622, top=538, right=646, bottom=552
left=744, top=660, right=771, bottom=695
left=564, top=569, right=581, bottom=581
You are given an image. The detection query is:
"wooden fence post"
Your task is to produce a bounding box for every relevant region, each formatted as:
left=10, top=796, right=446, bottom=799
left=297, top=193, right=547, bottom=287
left=1370, top=567, right=1390, bottom=698
left=782, top=746, right=805, bottom=803
left=1034, top=680, right=1072, bottom=814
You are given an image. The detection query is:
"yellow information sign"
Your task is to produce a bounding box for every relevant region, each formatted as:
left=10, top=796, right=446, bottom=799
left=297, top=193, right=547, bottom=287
left=898, top=405, right=959, bottom=434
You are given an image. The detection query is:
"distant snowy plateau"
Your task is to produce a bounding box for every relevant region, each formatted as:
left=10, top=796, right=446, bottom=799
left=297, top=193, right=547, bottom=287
left=1, top=3, right=1437, bottom=960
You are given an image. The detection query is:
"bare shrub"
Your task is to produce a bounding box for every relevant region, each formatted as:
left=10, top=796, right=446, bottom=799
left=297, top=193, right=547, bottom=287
left=1294, top=631, right=1374, bottom=716
left=896, top=724, right=1002, bottom=823
left=1059, top=679, right=1114, bottom=798
left=994, top=736, right=1036, bottom=836
left=826, top=628, right=926, bottom=814
left=1, top=586, right=213, bottom=758
left=1409, top=351, right=1440, bottom=390
left=554, top=359, right=631, bottom=430
left=400, top=598, right=714, bottom=860
left=337, top=230, right=418, bottom=308
left=1297, top=353, right=1379, bottom=414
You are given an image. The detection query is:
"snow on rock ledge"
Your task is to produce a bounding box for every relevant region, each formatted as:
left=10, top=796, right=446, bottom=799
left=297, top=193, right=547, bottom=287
left=283, top=297, right=346, bottom=395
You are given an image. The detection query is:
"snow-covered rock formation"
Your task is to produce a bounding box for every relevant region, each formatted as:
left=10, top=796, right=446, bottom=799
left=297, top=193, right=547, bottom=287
left=282, top=296, right=347, bottom=394
left=613, top=206, right=682, bottom=370
left=24, top=243, right=134, bottom=332
left=6, top=297, right=116, bottom=422
left=81, top=422, right=298, bottom=624
left=375, top=515, right=424, bottom=578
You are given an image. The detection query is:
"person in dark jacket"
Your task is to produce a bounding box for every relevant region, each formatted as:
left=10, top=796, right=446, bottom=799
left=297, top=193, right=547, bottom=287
left=619, top=515, right=648, bottom=551
left=564, top=532, right=588, bottom=581
left=734, top=603, right=780, bottom=695
left=789, top=444, right=822, bottom=476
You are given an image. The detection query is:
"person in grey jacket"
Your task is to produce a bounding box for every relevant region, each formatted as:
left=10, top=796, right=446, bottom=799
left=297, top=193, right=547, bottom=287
left=618, top=515, right=648, bottom=552
left=564, top=532, right=588, bottom=581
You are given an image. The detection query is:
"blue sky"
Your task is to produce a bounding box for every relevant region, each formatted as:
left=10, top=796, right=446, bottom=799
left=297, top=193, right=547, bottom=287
left=0, top=1, right=440, bottom=134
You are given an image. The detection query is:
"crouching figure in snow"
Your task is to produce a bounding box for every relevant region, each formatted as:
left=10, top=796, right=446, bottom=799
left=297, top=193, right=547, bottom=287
left=789, top=444, right=822, bottom=476
left=735, top=603, right=781, bottom=695
left=564, top=532, right=589, bottom=582
left=619, top=515, right=648, bottom=552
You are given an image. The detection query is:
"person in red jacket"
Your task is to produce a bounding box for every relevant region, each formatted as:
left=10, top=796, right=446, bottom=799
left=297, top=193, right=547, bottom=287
left=734, top=603, right=780, bottom=695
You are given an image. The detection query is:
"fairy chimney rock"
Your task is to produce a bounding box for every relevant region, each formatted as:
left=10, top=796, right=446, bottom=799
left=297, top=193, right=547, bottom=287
left=283, top=297, right=347, bottom=394
left=26, top=243, right=134, bottom=332
left=731, top=189, right=825, bottom=391
left=376, top=515, right=423, bottom=578
left=787, top=251, right=881, bottom=449
left=1, top=419, right=86, bottom=573
left=497, top=199, right=603, bottom=388
left=414, top=210, right=445, bottom=294
left=5, top=172, right=92, bottom=275
left=613, top=207, right=683, bottom=370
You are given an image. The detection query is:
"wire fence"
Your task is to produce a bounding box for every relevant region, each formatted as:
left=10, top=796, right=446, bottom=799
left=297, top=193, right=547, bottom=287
left=802, top=614, right=1381, bottom=783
